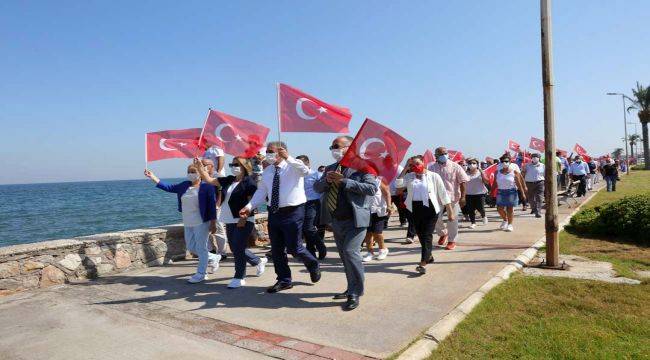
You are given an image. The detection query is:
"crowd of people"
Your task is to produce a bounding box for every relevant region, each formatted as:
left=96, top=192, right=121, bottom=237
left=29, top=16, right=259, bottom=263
left=143, top=139, right=624, bottom=311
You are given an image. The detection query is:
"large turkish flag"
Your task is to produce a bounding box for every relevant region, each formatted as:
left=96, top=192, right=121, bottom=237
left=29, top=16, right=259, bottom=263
left=483, top=163, right=499, bottom=197
left=340, top=118, right=411, bottom=183
left=279, top=83, right=351, bottom=133
left=529, top=137, right=545, bottom=152
left=201, top=109, right=270, bottom=158
left=146, top=128, right=205, bottom=162
left=508, top=140, right=521, bottom=153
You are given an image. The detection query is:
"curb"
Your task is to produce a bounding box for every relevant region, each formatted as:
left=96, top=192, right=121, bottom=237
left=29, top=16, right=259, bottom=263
left=396, top=184, right=604, bottom=360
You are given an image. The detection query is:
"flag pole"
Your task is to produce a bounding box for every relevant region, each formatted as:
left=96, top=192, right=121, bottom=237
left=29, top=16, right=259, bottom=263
left=144, top=133, right=148, bottom=170
left=196, top=108, right=211, bottom=158
left=276, top=83, right=282, bottom=142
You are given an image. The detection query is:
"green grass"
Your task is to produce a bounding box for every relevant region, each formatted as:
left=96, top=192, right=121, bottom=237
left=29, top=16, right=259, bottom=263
left=432, top=275, right=650, bottom=359
left=427, top=169, right=650, bottom=359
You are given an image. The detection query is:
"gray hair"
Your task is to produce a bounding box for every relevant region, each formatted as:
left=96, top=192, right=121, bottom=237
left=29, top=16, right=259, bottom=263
left=267, top=141, right=287, bottom=150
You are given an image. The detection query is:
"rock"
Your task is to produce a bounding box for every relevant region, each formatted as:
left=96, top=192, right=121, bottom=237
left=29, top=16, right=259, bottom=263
left=22, top=275, right=40, bottom=288
left=146, top=257, right=165, bottom=267
left=114, top=250, right=131, bottom=269
left=96, top=263, right=114, bottom=276
left=0, top=278, right=22, bottom=290
left=0, top=261, right=20, bottom=278
left=40, top=265, right=66, bottom=287
left=23, top=260, right=45, bottom=272
left=83, top=245, right=102, bottom=256
left=58, top=254, right=83, bottom=272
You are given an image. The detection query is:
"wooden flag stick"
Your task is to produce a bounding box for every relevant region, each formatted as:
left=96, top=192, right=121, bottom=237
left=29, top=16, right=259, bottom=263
left=276, top=83, right=282, bottom=142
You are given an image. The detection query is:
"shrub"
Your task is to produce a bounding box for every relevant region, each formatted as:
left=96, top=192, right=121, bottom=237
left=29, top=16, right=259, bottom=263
left=567, top=194, right=650, bottom=245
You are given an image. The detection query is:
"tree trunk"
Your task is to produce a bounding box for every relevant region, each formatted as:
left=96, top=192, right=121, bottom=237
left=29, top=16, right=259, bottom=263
left=630, top=142, right=635, bottom=158
left=643, top=121, right=650, bottom=170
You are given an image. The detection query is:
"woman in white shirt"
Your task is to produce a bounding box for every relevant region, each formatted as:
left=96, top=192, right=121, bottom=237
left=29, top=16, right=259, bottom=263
left=195, top=157, right=268, bottom=289
left=495, top=154, right=527, bottom=232
left=465, top=158, right=490, bottom=228
left=397, top=155, right=454, bottom=274
left=362, top=177, right=393, bottom=262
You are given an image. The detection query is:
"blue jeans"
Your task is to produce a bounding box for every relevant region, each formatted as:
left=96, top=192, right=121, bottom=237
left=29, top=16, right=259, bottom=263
left=226, top=222, right=261, bottom=279
left=605, top=175, right=617, bottom=192
left=184, top=222, right=216, bottom=276
left=267, top=204, right=319, bottom=284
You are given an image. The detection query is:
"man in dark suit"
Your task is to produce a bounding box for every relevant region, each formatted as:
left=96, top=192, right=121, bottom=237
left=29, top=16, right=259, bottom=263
left=314, top=135, right=378, bottom=311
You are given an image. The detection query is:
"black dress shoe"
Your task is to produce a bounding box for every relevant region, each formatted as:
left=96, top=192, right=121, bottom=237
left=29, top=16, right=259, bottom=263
left=427, top=257, right=435, bottom=264
left=344, top=295, right=359, bottom=311
left=333, top=291, right=348, bottom=300
left=267, top=281, right=293, bottom=293
left=310, top=267, right=321, bottom=283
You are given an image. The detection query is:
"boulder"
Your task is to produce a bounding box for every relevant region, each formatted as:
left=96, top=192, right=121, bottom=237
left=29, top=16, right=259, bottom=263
left=40, top=265, right=66, bottom=287
left=0, top=261, right=20, bottom=278
left=114, top=250, right=131, bottom=269
left=23, top=260, right=45, bottom=272
left=58, top=254, right=83, bottom=272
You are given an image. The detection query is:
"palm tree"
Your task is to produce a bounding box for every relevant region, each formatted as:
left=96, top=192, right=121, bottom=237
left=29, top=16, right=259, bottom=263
left=612, top=147, right=624, bottom=159
left=623, top=134, right=641, bottom=158
left=626, top=82, right=650, bottom=169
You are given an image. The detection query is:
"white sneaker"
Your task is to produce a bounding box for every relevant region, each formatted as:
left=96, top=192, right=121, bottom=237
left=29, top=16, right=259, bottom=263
left=256, top=257, right=268, bottom=277
left=482, top=217, right=489, bottom=225
left=506, top=224, right=514, bottom=232
left=499, top=221, right=508, bottom=230
left=376, top=248, right=389, bottom=260
left=469, top=223, right=476, bottom=229
left=187, top=273, right=207, bottom=283
left=362, top=252, right=374, bottom=262
left=207, top=254, right=221, bottom=273
left=404, top=237, right=414, bottom=244
left=227, top=278, right=245, bottom=289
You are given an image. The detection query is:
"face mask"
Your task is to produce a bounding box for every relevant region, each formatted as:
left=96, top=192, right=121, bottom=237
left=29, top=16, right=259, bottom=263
left=532, top=158, right=539, bottom=164
left=501, top=162, right=510, bottom=170
left=437, top=154, right=448, bottom=163
left=331, top=149, right=343, bottom=161
left=469, top=163, right=477, bottom=170
left=231, top=166, right=242, bottom=176
left=265, top=153, right=277, bottom=164
left=412, top=163, right=425, bottom=174
left=187, top=173, right=200, bottom=182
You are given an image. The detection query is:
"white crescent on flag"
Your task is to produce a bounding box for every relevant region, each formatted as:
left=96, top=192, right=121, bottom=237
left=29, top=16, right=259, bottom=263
left=296, top=98, right=318, bottom=120
left=159, top=138, right=175, bottom=151
left=359, top=138, right=387, bottom=159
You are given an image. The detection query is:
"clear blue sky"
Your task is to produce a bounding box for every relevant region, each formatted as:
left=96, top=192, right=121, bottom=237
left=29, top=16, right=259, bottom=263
left=1, top=0, right=648, bottom=184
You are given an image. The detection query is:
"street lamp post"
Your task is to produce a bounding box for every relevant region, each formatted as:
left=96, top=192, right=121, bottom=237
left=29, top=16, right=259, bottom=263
left=606, top=92, right=631, bottom=174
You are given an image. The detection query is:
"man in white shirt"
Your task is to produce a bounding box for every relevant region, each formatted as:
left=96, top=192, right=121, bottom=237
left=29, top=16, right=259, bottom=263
left=569, top=156, right=590, bottom=197
left=239, top=141, right=321, bottom=293
left=522, top=153, right=545, bottom=218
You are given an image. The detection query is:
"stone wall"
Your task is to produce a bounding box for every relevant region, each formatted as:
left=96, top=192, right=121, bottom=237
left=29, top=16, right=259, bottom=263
left=0, top=215, right=269, bottom=295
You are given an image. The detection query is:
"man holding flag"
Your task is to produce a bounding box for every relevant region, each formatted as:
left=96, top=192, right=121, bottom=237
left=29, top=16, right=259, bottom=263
left=314, top=135, right=378, bottom=311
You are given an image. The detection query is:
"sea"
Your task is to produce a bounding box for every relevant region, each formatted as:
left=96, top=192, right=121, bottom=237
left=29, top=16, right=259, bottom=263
left=0, top=179, right=190, bottom=248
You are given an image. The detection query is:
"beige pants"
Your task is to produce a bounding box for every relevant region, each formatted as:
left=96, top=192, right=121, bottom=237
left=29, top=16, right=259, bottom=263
left=435, top=202, right=460, bottom=243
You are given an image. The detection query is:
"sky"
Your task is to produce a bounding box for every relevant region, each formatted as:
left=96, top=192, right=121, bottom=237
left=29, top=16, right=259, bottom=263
left=1, top=0, right=648, bottom=185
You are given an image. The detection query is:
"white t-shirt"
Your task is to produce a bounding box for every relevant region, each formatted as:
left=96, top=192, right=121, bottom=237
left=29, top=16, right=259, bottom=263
left=181, top=186, right=204, bottom=226
left=203, top=146, right=226, bottom=177
left=219, top=182, right=254, bottom=224
left=369, top=178, right=388, bottom=216
left=411, top=177, right=430, bottom=202
left=496, top=166, right=517, bottom=190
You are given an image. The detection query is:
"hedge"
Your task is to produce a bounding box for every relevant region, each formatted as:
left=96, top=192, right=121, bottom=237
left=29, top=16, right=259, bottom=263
left=567, top=194, right=650, bottom=245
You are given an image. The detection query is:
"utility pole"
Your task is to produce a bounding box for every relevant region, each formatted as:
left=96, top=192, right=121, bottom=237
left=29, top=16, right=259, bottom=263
left=606, top=93, right=632, bottom=174
left=541, top=0, right=559, bottom=267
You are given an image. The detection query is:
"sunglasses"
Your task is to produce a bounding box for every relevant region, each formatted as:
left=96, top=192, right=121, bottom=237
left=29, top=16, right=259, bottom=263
left=329, top=144, right=347, bottom=150
left=228, top=164, right=240, bottom=168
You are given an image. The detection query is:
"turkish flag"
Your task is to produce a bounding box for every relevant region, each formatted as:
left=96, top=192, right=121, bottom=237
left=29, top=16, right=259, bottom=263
left=279, top=83, right=351, bottom=133
left=146, top=128, right=206, bottom=162
left=483, top=164, right=499, bottom=197
left=448, top=150, right=464, bottom=163
left=508, top=140, right=521, bottom=153
left=201, top=109, right=270, bottom=158
left=340, top=118, right=411, bottom=184
left=423, top=149, right=435, bottom=166
left=574, top=143, right=588, bottom=156
left=529, top=137, right=545, bottom=152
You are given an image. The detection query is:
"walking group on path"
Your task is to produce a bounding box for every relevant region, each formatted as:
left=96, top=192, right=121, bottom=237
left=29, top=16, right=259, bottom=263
left=143, top=138, right=620, bottom=311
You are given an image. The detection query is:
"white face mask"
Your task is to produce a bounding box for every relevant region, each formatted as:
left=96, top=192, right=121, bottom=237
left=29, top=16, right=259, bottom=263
left=187, top=173, right=200, bottom=182
left=501, top=162, right=510, bottom=170
left=231, top=166, right=242, bottom=176
left=532, top=158, right=539, bottom=164
left=331, top=149, right=343, bottom=161
left=469, top=163, right=477, bottom=170
left=265, top=153, right=277, bottom=164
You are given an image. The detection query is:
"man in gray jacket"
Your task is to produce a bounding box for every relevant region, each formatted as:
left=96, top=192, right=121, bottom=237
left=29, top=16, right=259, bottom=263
left=314, top=135, right=377, bottom=311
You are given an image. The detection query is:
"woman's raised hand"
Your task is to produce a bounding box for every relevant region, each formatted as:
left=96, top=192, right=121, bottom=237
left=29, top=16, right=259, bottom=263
left=144, top=169, right=154, bottom=178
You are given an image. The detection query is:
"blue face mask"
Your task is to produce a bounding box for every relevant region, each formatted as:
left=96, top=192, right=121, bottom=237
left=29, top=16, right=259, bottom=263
left=437, top=154, right=448, bottom=163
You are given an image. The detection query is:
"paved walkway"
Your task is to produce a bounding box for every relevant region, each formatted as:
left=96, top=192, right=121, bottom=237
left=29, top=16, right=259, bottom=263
left=0, top=191, right=597, bottom=360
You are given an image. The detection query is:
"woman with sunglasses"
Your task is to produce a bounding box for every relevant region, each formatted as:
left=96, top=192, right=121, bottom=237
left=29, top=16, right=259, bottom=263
left=495, top=154, right=527, bottom=232
left=144, top=164, right=218, bottom=284
left=194, top=157, right=267, bottom=289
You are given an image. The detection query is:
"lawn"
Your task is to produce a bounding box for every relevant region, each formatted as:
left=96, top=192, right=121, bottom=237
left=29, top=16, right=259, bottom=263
left=429, top=170, right=650, bottom=359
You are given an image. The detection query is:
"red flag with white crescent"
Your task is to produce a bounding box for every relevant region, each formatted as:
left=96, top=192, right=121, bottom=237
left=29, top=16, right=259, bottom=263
left=146, top=128, right=206, bottom=162
left=529, top=137, right=545, bottom=152
left=508, top=140, right=521, bottom=153
left=340, top=118, right=411, bottom=184
left=201, top=109, right=270, bottom=158
left=574, top=143, right=588, bottom=156
left=483, top=163, right=499, bottom=197
left=448, top=150, right=464, bottom=163
left=279, top=83, right=352, bottom=133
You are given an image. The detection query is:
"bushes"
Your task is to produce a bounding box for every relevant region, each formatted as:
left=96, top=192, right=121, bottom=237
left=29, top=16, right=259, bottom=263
left=567, top=194, right=650, bottom=245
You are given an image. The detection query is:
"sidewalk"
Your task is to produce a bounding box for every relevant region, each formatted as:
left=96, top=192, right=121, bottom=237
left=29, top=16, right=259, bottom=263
left=0, top=192, right=596, bottom=360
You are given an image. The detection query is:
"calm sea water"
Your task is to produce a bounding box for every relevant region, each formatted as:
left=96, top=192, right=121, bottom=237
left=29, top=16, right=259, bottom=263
left=0, top=179, right=188, bottom=247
